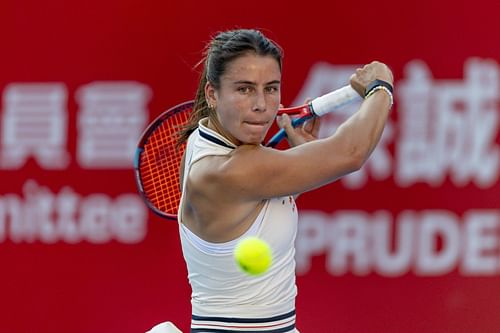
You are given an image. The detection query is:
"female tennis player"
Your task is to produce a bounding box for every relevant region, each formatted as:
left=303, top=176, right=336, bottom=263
left=174, top=28, right=393, bottom=332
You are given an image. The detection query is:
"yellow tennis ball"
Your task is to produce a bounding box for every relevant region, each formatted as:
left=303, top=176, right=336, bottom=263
left=234, top=237, right=272, bottom=275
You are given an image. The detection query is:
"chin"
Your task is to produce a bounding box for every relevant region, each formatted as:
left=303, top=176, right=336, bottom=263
left=242, top=135, right=265, bottom=145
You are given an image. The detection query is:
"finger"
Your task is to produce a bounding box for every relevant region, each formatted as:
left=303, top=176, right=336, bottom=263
left=303, top=118, right=314, bottom=133
left=310, top=116, right=321, bottom=137
left=276, top=114, right=295, bottom=133
left=277, top=114, right=306, bottom=146
left=350, top=73, right=365, bottom=96
left=303, top=116, right=320, bottom=132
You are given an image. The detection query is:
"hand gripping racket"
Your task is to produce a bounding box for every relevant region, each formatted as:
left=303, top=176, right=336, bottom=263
left=134, top=85, right=361, bottom=220
left=267, top=85, right=361, bottom=147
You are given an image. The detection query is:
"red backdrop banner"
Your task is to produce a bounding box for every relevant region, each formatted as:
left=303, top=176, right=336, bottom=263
left=1, top=1, right=499, bottom=332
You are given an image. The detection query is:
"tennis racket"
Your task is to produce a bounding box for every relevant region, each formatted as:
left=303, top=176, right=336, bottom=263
left=134, top=85, right=361, bottom=220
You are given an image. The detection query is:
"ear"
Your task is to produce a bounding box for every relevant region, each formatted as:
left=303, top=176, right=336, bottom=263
left=204, top=81, right=217, bottom=108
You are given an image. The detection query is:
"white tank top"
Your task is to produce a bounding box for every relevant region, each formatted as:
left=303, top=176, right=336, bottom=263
left=178, top=118, right=298, bottom=332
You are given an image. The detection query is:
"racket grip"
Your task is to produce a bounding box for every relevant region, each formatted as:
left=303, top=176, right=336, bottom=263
left=311, top=85, right=362, bottom=117
left=266, top=116, right=311, bottom=147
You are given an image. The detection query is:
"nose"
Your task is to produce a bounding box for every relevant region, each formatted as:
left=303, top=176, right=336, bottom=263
left=252, top=90, right=266, bottom=112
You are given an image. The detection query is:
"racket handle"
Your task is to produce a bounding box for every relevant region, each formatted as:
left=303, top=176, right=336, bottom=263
left=266, top=115, right=313, bottom=147
left=311, top=85, right=362, bottom=117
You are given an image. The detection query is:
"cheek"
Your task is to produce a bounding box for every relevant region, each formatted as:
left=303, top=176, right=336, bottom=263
left=267, top=94, right=281, bottom=109
left=217, top=106, right=240, bottom=129
left=222, top=100, right=246, bottom=122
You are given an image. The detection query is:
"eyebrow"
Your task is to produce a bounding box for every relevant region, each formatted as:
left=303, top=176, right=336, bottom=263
left=233, top=80, right=281, bottom=86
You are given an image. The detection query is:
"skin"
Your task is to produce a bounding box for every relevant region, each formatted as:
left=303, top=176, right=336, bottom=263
left=180, top=53, right=393, bottom=243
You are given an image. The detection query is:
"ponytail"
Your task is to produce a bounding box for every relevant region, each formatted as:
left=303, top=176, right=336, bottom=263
left=177, top=62, right=212, bottom=147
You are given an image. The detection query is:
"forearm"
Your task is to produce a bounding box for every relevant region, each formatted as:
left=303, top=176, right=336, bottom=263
left=331, top=89, right=392, bottom=167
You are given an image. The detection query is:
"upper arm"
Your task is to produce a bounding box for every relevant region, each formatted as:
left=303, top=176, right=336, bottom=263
left=216, top=139, right=360, bottom=201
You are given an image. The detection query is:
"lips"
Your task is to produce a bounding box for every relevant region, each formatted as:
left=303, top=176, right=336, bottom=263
left=244, top=120, right=268, bottom=126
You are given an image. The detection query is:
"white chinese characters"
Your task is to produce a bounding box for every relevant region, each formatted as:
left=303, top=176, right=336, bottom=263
left=0, top=81, right=151, bottom=170
left=76, top=82, right=150, bottom=168
left=1, top=83, right=69, bottom=169
left=397, top=59, right=500, bottom=188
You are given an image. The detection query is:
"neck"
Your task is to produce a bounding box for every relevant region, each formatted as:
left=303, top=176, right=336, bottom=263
left=207, top=115, right=241, bottom=146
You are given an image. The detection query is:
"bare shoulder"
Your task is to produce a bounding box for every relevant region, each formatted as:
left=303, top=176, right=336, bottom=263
left=188, top=144, right=275, bottom=199
left=189, top=152, right=230, bottom=181
left=221, top=144, right=282, bottom=181
left=183, top=149, right=266, bottom=242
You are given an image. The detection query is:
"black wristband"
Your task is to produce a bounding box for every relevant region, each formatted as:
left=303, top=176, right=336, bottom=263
left=364, top=79, right=394, bottom=98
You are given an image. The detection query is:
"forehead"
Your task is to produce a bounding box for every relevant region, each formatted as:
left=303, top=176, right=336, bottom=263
left=222, top=53, right=281, bottom=82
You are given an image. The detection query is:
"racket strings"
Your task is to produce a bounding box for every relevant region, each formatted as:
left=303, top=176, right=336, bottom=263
left=140, top=111, right=189, bottom=215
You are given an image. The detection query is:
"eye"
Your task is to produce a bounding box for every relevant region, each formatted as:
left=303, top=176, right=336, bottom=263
left=265, top=86, right=279, bottom=94
left=237, top=86, right=253, bottom=94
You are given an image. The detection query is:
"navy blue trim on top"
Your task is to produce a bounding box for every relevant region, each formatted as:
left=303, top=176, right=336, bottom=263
left=199, top=128, right=235, bottom=149
left=190, top=324, right=295, bottom=333
left=191, top=309, right=295, bottom=323
left=190, top=309, right=296, bottom=332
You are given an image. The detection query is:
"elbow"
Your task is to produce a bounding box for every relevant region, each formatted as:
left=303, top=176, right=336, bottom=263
left=344, top=144, right=370, bottom=173
left=346, top=155, right=366, bottom=173
left=333, top=125, right=372, bottom=173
